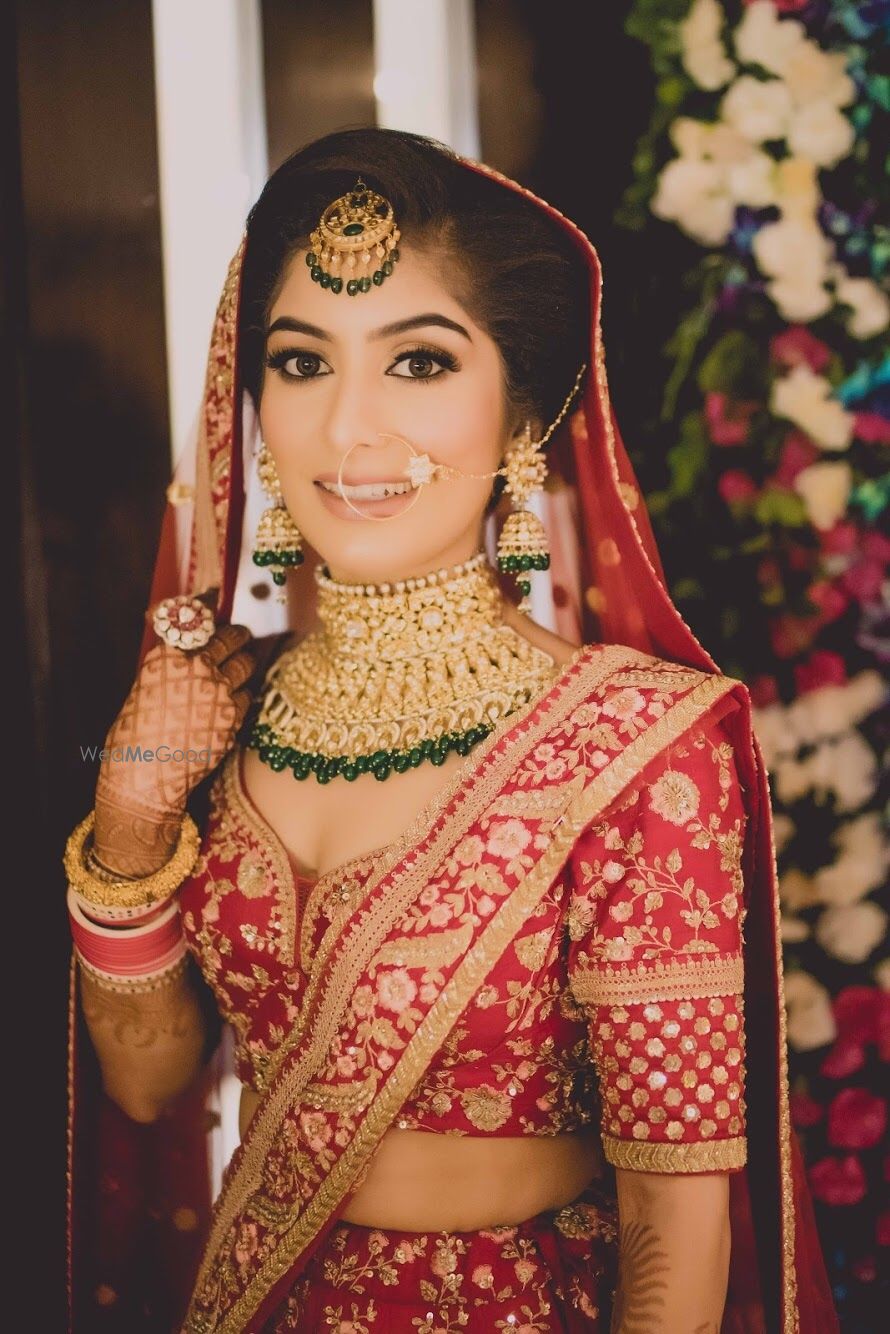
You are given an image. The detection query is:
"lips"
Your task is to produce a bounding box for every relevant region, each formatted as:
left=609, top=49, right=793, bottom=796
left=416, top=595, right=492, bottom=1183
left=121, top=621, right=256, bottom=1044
left=315, top=475, right=415, bottom=500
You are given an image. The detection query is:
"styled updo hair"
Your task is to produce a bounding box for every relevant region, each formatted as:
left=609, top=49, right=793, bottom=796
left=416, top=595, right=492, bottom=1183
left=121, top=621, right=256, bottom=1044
left=238, top=127, right=589, bottom=510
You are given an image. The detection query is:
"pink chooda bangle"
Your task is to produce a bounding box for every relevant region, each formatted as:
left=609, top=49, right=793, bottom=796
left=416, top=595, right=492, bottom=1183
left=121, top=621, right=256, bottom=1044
left=67, top=886, right=188, bottom=988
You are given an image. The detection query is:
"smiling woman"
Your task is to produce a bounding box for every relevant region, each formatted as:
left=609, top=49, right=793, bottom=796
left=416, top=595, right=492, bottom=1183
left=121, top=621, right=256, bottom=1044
left=240, top=135, right=588, bottom=585
left=66, top=127, right=837, bottom=1334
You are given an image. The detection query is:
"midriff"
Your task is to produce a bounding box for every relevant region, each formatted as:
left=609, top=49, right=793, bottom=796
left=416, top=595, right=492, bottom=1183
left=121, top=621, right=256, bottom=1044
left=239, top=1087, right=604, bottom=1231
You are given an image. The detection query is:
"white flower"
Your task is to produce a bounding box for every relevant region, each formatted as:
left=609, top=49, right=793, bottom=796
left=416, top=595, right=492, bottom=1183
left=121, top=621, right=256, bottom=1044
left=783, top=969, right=836, bottom=1052
left=768, top=276, right=833, bottom=323
left=754, top=672, right=887, bottom=761
left=680, top=0, right=736, bottom=89
left=726, top=150, right=778, bottom=207
left=806, top=731, right=880, bottom=810
left=815, top=814, right=889, bottom=907
left=721, top=75, right=793, bottom=143
left=788, top=101, right=854, bottom=168
left=780, top=867, right=819, bottom=912
left=651, top=157, right=735, bottom=245
left=774, top=156, right=822, bottom=218
left=781, top=914, right=811, bottom=943
left=815, top=902, right=887, bottom=964
left=684, top=41, right=737, bottom=91
left=788, top=672, right=888, bottom=747
left=833, top=273, right=890, bottom=339
left=772, top=365, right=854, bottom=450
left=874, top=958, right=890, bottom=991
left=771, top=812, right=796, bottom=856
left=751, top=700, right=796, bottom=768
left=793, top=461, right=853, bottom=531
left=734, top=1, right=805, bottom=77
left=783, top=42, right=855, bottom=108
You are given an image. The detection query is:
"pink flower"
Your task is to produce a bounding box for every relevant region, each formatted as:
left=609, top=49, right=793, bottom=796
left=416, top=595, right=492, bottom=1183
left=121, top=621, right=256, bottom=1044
left=453, top=835, right=484, bottom=866
left=809, top=1154, right=867, bottom=1206
left=828, top=1088, right=886, bottom=1150
left=376, top=968, right=417, bottom=1013
left=487, top=819, right=532, bottom=861
left=749, top=673, right=780, bottom=707
left=769, top=612, right=821, bottom=659
left=793, top=649, right=848, bottom=694
left=705, top=392, right=759, bottom=446
left=854, top=412, right=890, bottom=444
left=770, top=326, right=831, bottom=374
left=775, top=430, right=820, bottom=486
left=233, top=1221, right=260, bottom=1271
left=476, top=894, right=496, bottom=917
left=820, top=521, right=859, bottom=555
left=834, top=986, right=883, bottom=1045
left=472, top=1264, right=494, bottom=1289
left=602, top=687, right=646, bottom=720
left=842, top=557, right=885, bottom=603
left=805, top=579, right=850, bottom=626
left=718, top=469, right=758, bottom=505
left=820, top=1035, right=866, bottom=1080
left=790, top=1090, right=824, bottom=1128
left=428, top=903, right=453, bottom=928
left=299, top=1111, right=331, bottom=1151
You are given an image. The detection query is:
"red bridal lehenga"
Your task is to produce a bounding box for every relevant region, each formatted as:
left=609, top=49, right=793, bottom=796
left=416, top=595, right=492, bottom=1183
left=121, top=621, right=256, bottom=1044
left=66, top=152, right=839, bottom=1334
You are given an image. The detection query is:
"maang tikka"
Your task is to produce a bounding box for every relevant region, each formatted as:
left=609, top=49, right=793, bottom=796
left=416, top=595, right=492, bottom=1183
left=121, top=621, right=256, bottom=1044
left=307, top=176, right=401, bottom=296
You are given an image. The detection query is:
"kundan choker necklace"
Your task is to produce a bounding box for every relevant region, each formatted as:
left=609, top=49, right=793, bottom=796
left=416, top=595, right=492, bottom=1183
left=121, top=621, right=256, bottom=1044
left=248, top=551, right=561, bottom=783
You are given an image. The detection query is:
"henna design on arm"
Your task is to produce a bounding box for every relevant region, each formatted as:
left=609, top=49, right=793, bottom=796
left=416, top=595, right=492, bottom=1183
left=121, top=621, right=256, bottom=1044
left=609, top=1216, right=670, bottom=1333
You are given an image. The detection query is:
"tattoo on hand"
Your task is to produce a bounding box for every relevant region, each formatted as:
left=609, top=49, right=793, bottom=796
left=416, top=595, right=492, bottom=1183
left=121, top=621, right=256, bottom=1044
left=80, top=970, right=199, bottom=1050
left=609, top=1218, right=670, bottom=1333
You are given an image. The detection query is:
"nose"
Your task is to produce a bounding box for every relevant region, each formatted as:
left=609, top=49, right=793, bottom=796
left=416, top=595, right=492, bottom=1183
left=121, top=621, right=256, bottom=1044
left=322, top=359, right=378, bottom=459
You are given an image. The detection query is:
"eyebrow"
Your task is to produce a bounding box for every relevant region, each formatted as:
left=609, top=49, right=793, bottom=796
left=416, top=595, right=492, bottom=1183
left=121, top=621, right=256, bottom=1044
left=264, top=313, right=472, bottom=343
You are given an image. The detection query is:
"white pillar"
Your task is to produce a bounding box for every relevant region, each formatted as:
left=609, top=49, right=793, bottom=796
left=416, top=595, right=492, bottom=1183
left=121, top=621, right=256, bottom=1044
left=151, top=0, right=269, bottom=1194
left=151, top=0, right=268, bottom=464
left=372, top=0, right=480, bottom=157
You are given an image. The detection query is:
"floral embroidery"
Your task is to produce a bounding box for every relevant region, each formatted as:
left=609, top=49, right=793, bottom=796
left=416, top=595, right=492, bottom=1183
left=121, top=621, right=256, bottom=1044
left=567, top=706, right=751, bottom=1173
left=648, top=768, right=701, bottom=824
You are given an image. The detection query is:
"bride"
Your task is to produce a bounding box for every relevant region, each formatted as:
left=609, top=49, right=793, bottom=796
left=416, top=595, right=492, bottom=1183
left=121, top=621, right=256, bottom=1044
left=65, top=127, right=837, bottom=1332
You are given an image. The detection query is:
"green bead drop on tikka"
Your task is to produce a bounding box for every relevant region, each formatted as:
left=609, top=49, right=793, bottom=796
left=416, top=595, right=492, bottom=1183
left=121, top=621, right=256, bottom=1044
left=331, top=277, right=343, bottom=294
left=248, top=719, right=497, bottom=784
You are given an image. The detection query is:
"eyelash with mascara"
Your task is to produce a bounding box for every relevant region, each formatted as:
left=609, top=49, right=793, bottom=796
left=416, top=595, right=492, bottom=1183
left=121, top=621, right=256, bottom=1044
left=264, top=344, right=460, bottom=384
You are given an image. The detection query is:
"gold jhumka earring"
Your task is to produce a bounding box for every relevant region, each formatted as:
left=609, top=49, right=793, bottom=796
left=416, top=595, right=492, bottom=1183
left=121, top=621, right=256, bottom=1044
left=387, top=364, right=588, bottom=614
left=252, top=441, right=304, bottom=594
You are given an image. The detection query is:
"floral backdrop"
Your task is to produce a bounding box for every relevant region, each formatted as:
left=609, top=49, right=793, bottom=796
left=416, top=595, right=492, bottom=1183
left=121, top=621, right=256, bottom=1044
left=617, top=1, right=888, bottom=1327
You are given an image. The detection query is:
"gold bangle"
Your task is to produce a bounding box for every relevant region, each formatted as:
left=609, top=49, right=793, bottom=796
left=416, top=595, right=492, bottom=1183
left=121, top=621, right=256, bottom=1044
left=63, top=810, right=201, bottom=910
left=84, top=844, right=138, bottom=883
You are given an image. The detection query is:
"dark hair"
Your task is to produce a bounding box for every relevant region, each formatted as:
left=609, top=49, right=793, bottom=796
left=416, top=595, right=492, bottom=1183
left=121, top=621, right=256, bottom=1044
left=239, top=128, right=589, bottom=509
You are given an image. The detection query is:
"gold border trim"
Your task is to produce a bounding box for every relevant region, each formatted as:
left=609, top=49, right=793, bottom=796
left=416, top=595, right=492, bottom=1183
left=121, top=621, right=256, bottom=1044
left=602, top=1133, right=747, bottom=1173
left=570, top=954, right=744, bottom=1006
left=190, top=670, right=738, bottom=1331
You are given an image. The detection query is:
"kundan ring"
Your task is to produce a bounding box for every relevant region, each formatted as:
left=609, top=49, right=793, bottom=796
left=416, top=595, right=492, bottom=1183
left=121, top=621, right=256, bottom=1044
left=151, top=594, right=215, bottom=651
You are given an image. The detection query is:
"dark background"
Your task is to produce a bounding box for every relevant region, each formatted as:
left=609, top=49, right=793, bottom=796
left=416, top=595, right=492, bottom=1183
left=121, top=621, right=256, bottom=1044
left=8, top=1, right=681, bottom=1325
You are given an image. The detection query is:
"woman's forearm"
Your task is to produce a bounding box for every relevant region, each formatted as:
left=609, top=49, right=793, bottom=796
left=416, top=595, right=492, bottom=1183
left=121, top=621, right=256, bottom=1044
left=609, top=1169, right=731, bottom=1333
left=79, top=961, right=210, bottom=1123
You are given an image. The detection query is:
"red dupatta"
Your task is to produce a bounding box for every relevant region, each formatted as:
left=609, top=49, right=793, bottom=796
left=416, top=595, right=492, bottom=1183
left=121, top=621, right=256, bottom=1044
left=66, top=145, right=837, bottom=1334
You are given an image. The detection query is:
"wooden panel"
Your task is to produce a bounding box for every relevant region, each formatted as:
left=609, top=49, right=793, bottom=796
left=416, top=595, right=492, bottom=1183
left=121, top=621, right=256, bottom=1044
left=262, top=0, right=376, bottom=170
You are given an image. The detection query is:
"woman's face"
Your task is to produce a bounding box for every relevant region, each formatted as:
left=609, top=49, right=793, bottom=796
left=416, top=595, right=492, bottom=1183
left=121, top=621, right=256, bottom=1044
left=258, top=242, right=528, bottom=584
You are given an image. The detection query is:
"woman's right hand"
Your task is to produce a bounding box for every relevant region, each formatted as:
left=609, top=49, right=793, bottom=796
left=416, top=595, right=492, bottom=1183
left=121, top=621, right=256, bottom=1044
left=93, top=622, right=257, bottom=876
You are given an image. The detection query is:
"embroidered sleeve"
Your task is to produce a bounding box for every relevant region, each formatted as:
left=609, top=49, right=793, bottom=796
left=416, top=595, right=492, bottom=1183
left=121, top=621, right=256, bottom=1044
left=566, top=702, right=749, bottom=1174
